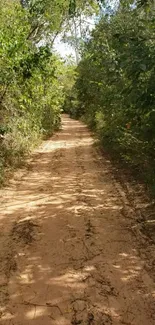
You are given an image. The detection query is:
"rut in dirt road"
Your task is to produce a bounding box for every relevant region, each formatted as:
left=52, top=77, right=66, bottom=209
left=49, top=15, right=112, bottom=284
left=0, top=115, right=155, bottom=325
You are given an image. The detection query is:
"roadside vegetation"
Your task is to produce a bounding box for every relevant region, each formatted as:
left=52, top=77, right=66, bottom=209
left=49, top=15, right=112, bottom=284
left=0, top=0, right=65, bottom=182
left=66, top=0, right=155, bottom=194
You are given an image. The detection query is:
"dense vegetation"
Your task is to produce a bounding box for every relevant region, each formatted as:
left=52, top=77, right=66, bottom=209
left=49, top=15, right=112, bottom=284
left=0, top=0, right=64, bottom=181
left=68, top=0, right=155, bottom=192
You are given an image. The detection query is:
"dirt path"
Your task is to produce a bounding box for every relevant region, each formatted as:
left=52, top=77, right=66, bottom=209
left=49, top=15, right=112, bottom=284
left=0, top=115, right=155, bottom=325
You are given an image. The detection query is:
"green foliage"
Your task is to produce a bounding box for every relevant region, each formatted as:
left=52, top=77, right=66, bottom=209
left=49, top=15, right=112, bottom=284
left=62, top=63, right=78, bottom=117
left=72, top=2, right=155, bottom=191
left=19, top=0, right=100, bottom=42
left=0, top=0, right=65, bottom=182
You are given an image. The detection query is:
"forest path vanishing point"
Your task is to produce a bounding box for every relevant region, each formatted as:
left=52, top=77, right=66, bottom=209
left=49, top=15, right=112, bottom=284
left=0, top=115, right=155, bottom=325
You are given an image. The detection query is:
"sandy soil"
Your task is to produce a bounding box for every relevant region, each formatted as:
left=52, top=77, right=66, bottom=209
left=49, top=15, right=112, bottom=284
left=0, top=115, right=155, bottom=325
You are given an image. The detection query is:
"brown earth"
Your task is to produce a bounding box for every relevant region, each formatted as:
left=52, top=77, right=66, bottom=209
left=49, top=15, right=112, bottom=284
left=0, top=115, right=155, bottom=325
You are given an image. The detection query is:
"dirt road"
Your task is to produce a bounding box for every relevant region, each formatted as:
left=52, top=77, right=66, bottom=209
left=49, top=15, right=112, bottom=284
left=0, top=115, right=155, bottom=325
